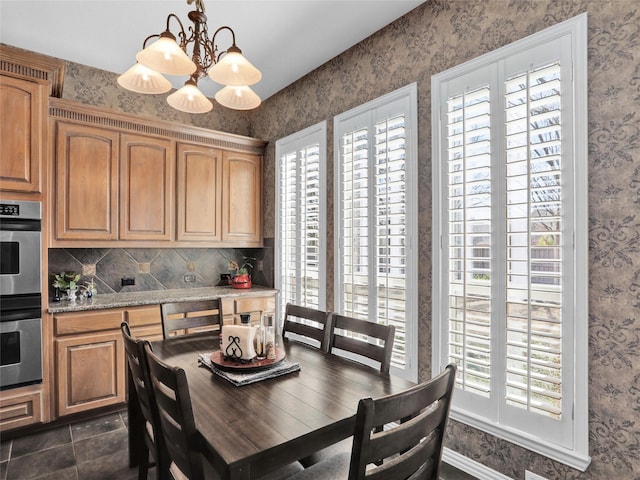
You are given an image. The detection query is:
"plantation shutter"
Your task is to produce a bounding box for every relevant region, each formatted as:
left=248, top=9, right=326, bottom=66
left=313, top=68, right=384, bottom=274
left=276, top=123, right=326, bottom=315
left=433, top=15, right=588, bottom=468
left=335, top=84, right=418, bottom=379
left=446, top=85, right=493, bottom=398
left=504, top=63, right=563, bottom=419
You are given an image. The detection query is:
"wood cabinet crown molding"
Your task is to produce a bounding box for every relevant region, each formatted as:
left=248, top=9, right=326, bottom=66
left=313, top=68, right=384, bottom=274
left=49, top=97, right=267, bottom=155
left=0, top=43, right=65, bottom=97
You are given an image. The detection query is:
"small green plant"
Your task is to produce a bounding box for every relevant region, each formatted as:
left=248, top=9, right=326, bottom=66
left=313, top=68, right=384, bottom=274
left=237, top=256, right=256, bottom=275
left=52, top=272, right=81, bottom=290
left=228, top=257, right=256, bottom=275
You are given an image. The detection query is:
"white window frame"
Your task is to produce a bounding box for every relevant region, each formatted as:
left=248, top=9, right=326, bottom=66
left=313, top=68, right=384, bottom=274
left=334, top=84, right=418, bottom=382
left=431, top=14, right=589, bottom=470
left=275, top=121, right=327, bottom=320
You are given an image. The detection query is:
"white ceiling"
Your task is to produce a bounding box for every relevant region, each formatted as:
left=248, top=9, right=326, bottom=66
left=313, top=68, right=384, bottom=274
left=0, top=0, right=424, bottom=101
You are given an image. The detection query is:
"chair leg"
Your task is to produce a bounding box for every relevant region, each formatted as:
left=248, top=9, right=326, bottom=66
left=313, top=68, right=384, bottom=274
left=138, top=444, right=150, bottom=480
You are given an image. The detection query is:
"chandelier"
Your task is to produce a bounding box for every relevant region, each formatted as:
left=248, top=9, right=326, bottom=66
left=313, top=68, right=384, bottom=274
left=117, top=0, right=261, bottom=113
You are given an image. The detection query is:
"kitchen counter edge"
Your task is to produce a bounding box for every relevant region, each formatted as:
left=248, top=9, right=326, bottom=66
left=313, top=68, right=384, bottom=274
left=47, top=286, right=278, bottom=314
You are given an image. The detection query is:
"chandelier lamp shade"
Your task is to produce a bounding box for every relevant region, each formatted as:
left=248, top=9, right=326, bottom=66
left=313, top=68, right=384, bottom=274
left=117, top=0, right=262, bottom=113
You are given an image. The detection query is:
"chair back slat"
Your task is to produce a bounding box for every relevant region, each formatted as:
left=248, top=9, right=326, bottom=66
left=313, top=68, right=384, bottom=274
left=160, top=299, right=223, bottom=339
left=121, top=322, right=169, bottom=480
left=330, top=313, right=395, bottom=374
left=145, top=343, right=204, bottom=479
left=282, top=303, right=332, bottom=352
left=349, top=364, right=457, bottom=480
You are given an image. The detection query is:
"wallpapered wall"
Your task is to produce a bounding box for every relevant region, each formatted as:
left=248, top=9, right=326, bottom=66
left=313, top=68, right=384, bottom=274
left=251, top=1, right=640, bottom=479
left=52, top=0, right=640, bottom=479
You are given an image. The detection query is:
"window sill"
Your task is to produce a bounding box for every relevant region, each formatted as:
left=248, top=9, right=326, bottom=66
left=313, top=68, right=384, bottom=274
left=451, top=408, right=591, bottom=472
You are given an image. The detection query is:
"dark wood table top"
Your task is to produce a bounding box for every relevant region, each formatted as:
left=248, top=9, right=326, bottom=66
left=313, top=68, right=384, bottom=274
left=149, top=332, right=416, bottom=480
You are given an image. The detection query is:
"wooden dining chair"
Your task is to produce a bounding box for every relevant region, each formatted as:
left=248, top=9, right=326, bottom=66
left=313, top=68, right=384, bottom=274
left=282, top=303, right=333, bottom=352
left=328, top=313, right=396, bottom=375
left=160, top=298, right=223, bottom=340
left=121, top=322, right=169, bottom=480
left=291, top=364, right=457, bottom=480
left=143, top=343, right=306, bottom=480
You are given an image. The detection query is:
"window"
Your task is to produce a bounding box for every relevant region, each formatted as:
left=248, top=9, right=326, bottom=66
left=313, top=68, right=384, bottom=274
left=432, top=14, right=589, bottom=470
left=275, top=122, right=327, bottom=316
left=335, top=84, right=418, bottom=381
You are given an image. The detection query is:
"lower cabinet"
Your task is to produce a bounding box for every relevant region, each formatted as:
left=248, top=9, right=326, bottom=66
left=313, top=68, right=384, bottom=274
left=56, top=330, right=125, bottom=417
left=53, top=305, right=161, bottom=418
left=49, top=295, right=273, bottom=421
left=222, top=294, right=276, bottom=326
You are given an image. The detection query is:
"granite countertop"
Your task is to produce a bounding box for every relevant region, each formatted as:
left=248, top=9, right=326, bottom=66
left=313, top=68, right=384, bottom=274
left=47, top=286, right=278, bottom=314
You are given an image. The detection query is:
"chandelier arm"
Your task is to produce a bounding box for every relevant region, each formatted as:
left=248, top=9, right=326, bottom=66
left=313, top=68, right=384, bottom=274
left=211, top=25, right=238, bottom=62
left=165, top=13, right=190, bottom=49
left=142, top=34, right=160, bottom=48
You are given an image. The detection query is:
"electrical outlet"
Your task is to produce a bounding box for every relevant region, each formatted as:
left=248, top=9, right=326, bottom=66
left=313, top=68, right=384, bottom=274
left=121, top=277, right=135, bottom=286
left=184, top=274, right=196, bottom=283
left=525, top=471, right=548, bottom=480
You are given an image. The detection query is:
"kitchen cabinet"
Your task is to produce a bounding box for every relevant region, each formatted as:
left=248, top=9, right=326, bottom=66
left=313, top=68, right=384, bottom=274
left=222, top=151, right=263, bottom=244
left=53, top=305, right=161, bottom=418
left=0, top=388, right=44, bottom=431
left=54, top=122, right=119, bottom=240
left=0, top=75, right=47, bottom=194
left=120, top=133, right=174, bottom=241
left=50, top=98, right=266, bottom=247
left=54, top=124, right=174, bottom=242
left=176, top=143, right=222, bottom=242
left=222, top=293, right=275, bottom=326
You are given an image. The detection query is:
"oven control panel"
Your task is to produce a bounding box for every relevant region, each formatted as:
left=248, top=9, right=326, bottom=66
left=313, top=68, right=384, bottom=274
left=0, top=200, right=41, bottom=220
left=0, top=204, right=20, bottom=216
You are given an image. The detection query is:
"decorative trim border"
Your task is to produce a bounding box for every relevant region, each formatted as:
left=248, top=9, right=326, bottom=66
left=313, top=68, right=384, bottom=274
left=443, top=448, right=514, bottom=480
left=1, top=43, right=65, bottom=97
left=49, top=98, right=267, bottom=155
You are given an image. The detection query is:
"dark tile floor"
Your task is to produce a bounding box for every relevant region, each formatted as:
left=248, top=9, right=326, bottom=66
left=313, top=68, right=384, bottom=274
left=0, top=411, right=144, bottom=480
left=0, top=410, right=475, bottom=480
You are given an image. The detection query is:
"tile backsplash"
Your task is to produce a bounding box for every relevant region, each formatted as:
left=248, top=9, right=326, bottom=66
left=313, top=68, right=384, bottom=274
left=48, top=246, right=273, bottom=300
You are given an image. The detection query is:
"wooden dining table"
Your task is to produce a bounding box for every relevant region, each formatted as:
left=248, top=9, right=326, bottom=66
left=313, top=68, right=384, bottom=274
left=128, top=331, right=416, bottom=480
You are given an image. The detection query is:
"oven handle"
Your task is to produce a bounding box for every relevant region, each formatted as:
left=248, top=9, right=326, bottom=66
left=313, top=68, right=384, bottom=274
left=0, top=308, right=41, bottom=322
left=0, top=219, right=41, bottom=232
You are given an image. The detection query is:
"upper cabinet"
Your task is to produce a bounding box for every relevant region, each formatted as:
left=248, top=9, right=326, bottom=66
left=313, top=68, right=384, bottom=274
left=0, top=76, right=46, bottom=193
left=119, top=133, right=174, bottom=241
left=55, top=122, right=119, bottom=240
left=49, top=99, right=266, bottom=247
left=0, top=45, right=65, bottom=196
left=176, top=143, right=223, bottom=242
left=222, top=151, right=263, bottom=244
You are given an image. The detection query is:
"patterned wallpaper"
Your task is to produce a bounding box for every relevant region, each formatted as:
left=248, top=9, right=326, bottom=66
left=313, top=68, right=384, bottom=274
left=48, top=0, right=639, bottom=478
left=250, top=1, right=640, bottom=479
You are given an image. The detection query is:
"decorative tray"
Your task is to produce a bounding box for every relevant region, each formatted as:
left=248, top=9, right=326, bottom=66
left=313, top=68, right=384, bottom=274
left=210, top=348, right=286, bottom=372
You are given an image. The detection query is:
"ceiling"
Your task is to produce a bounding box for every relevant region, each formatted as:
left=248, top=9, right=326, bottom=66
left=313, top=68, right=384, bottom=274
left=0, top=0, right=425, bottom=102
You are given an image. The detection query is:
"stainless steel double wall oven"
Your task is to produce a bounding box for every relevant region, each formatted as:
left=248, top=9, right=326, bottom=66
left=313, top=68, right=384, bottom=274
left=0, top=199, right=43, bottom=390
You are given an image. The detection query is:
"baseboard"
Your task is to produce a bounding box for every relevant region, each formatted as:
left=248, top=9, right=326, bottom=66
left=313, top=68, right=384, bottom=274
left=443, top=448, right=514, bottom=480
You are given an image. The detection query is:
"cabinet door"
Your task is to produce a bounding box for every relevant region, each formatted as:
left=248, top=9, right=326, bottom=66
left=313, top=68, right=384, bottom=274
left=119, top=134, right=173, bottom=241
left=0, top=75, right=46, bottom=193
left=55, top=122, right=119, bottom=240
left=55, top=331, right=125, bottom=417
left=176, top=143, right=222, bottom=242
left=222, top=151, right=263, bottom=244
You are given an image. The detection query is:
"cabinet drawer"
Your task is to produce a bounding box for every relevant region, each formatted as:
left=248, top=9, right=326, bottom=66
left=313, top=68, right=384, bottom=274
left=130, top=325, right=163, bottom=342
left=235, top=296, right=275, bottom=314
left=126, top=306, right=161, bottom=327
left=54, top=310, right=124, bottom=335
left=0, top=390, right=43, bottom=431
